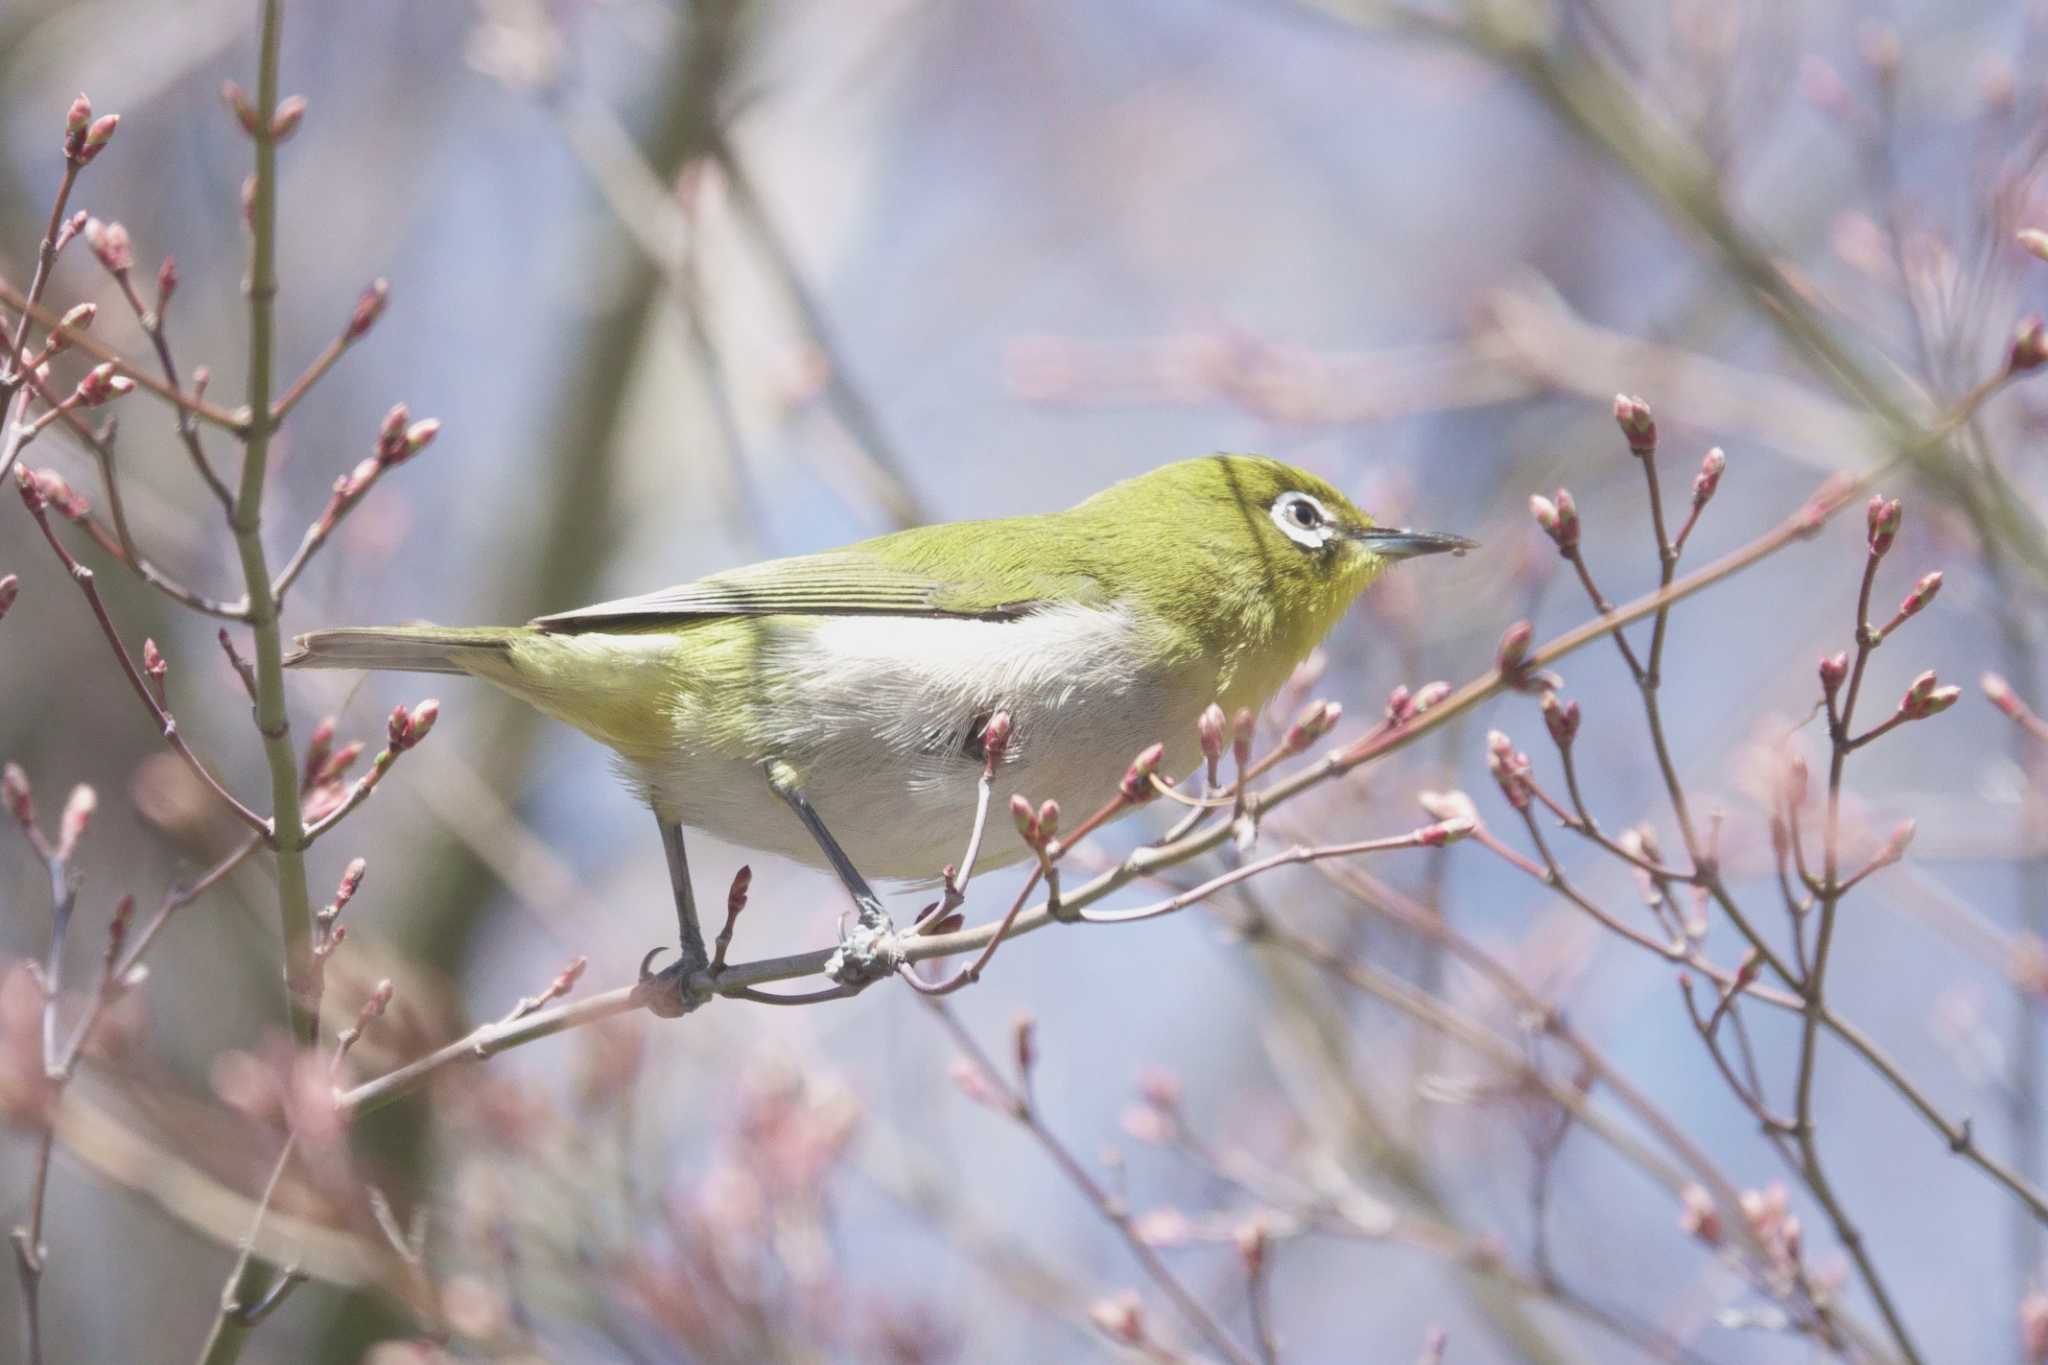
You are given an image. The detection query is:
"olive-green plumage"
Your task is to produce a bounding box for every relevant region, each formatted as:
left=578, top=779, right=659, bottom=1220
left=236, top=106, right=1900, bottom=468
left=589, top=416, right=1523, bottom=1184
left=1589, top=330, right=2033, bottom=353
left=288, top=455, right=1468, bottom=879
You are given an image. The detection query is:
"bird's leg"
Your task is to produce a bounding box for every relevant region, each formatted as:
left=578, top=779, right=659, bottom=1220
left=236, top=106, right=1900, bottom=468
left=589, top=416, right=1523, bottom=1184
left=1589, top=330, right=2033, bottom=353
left=765, top=760, right=903, bottom=987
left=632, top=815, right=713, bottom=1018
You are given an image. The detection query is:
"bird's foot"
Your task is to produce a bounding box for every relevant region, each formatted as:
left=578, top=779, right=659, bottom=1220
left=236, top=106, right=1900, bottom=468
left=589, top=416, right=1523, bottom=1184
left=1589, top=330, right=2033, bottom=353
left=823, top=895, right=905, bottom=989
left=632, top=945, right=714, bottom=1019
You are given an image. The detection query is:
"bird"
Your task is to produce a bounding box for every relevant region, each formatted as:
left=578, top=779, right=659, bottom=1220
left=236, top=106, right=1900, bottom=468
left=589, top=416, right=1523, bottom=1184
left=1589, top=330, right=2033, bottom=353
left=287, top=454, right=1471, bottom=1009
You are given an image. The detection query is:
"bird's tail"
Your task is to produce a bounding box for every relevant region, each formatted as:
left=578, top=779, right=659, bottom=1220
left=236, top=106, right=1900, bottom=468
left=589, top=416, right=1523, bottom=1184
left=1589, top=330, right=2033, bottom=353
left=284, top=625, right=525, bottom=676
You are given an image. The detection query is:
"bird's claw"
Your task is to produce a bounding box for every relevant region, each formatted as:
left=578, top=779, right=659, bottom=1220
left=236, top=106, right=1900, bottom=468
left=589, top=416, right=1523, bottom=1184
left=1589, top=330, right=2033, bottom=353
left=632, top=944, right=712, bottom=1019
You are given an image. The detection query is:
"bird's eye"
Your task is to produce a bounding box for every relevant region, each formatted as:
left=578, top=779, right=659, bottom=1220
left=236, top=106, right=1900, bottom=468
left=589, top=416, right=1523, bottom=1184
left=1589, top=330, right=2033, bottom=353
left=1270, top=492, right=1333, bottom=547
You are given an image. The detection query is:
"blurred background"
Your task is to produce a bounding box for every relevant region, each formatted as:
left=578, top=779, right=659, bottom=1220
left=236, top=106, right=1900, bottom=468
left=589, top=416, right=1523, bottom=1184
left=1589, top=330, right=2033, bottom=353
left=3, top=0, right=2047, bottom=1360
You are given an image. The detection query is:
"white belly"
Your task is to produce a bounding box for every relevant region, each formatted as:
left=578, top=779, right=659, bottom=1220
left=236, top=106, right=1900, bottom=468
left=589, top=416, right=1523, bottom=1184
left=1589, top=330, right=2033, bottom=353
left=640, top=603, right=1212, bottom=881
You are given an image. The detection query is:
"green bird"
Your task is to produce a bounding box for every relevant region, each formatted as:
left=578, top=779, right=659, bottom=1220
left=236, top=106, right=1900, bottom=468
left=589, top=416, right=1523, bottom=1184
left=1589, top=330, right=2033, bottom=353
left=288, top=454, right=1470, bottom=1008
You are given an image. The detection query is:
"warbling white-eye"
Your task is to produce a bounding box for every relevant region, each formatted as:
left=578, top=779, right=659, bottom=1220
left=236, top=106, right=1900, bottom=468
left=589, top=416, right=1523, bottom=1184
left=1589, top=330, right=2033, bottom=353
left=288, top=454, right=1471, bottom=1009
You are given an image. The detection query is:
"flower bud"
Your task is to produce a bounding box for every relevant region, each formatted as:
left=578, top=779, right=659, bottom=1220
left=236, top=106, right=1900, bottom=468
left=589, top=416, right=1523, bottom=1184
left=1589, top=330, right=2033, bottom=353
left=2021, top=229, right=2048, bottom=265
left=1898, top=570, right=1942, bottom=619
left=1614, top=393, right=1656, bottom=455
left=57, top=301, right=97, bottom=340
left=1819, top=652, right=1848, bottom=699
left=1410, top=680, right=1452, bottom=714
left=1089, top=1293, right=1146, bottom=1346
left=83, top=218, right=132, bottom=273
left=270, top=94, right=308, bottom=142
left=1692, top=447, right=1725, bottom=509
left=1036, top=800, right=1059, bottom=842
left=2015, top=317, right=2048, bottom=373
left=78, top=113, right=119, bottom=164
left=1496, top=620, right=1532, bottom=673
left=1417, top=789, right=1478, bottom=825
left=386, top=704, right=412, bottom=750
left=346, top=278, right=388, bottom=342
left=156, top=256, right=178, bottom=311
left=1418, top=816, right=1476, bottom=847
left=377, top=402, right=409, bottom=455
left=1985, top=672, right=2028, bottom=720
left=1384, top=684, right=1414, bottom=726
left=0, top=575, right=17, bottom=623
left=302, top=716, right=336, bottom=789
left=1, top=763, right=33, bottom=831
left=1529, top=494, right=1558, bottom=537
left=979, top=710, right=1012, bottom=768
left=318, top=740, right=365, bottom=787
left=1010, top=792, right=1037, bottom=842
left=1679, top=1185, right=1723, bottom=1246
left=1120, top=741, right=1165, bottom=803
left=406, top=699, right=439, bottom=745
left=57, top=783, right=96, bottom=861
left=1541, top=692, right=1580, bottom=747
left=1231, top=707, right=1255, bottom=768
left=1281, top=699, right=1341, bottom=754
left=1872, top=818, right=1916, bottom=868
left=142, top=637, right=167, bottom=694
left=65, top=93, right=92, bottom=136
left=1197, top=702, right=1226, bottom=769
left=74, top=363, right=134, bottom=407
left=1785, top=754, right=1809, bottom=808
left=1485, top=730, right=1531, bottom=811
left=1866, top=495, right=1902, bottom=557
left=222, top=81, right=260, bottom=136
left=334, top=857, right=367, bottom=914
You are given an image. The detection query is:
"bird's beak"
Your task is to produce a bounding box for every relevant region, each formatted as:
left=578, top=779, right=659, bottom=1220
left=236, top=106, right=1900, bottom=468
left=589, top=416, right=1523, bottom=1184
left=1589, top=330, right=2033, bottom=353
left=1350, top=526, right=1477, bottom=559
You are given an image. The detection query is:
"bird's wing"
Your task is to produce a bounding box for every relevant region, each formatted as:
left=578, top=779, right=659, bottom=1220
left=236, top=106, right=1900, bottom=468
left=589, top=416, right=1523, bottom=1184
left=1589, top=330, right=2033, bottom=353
left=529, top=549, right=1056, bottom=633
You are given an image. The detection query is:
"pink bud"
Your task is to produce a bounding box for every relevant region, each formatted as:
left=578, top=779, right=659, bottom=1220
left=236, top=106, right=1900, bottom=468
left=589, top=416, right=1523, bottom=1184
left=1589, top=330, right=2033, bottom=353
left=1874, top=819, right=1916, bottom=867
left=65, top=94, right=92, bottom=136
left=407, top=699, right=439, bottom=744
left=1010, top=792, right=1037, bottom=842
left=302, top=716, right=337, bottom=787
left=1613, top=393, right=1656, bottom=455
left=156, top=256, right=178, bottom=311
left=1529, top=494, right=1558, bottom=536
left=83, top=218, right=132, bottom=273
left=12, top=465, right=43, bottom=513
left=1089, top=1293, right=1146, bottom=1345
left=77, top=113, right=119, bottom=164
left=346, top=278, right=388, bottom=342
left=1411, top=680, right=1452, bottom=714
left=1541, top=692, right=1580, bottom=747
left=1120, top=742, right=1165, bottom=803
left=75, top=363, right=134, bottom=407
left=270, top=94, right=307, bottom=142
left=979, top=710, right=1012, bottom=767
left=402, top=419, right=440, bottom=458
left=57, top=784, right=96, bottom=861
left=1281, top=698, right=1341, bottom=754
left=1866, top=495, right=1902, bottom=556
left=1985, top=672, right=2026, bottom=719
left=222, top=81, right=260, bottom=136
left=142, top=637, right=167, bottom=689
left=1898, top=570, right=1942, bottom=618
left=0, top=575, right=17, bottom=623
left=377, top=402, right=409, bottom=454
left=1, top=763, right=32, bottom=831
left=1418, top=816, right=1476, bottom=847
left=1497, top=620, right=1533, bottom=672
left=1036, top=799, right=1059, bottom=842
left=1819, top=652, right=1848, bottom=698
left=335, top=857, right=367, bottom=912
left=1785, top=754, right=1809, bottom=807
left=386, top=704, right=412, bottom=750
left=1197, top=702, right=1226, bottom=766
left=1231, top=707, right=1255, bottom=768
left=1692, top=447, right=1725, bottom=508
left=58, top=301, right=97, bottom=335
left=2020, top=229, right=2048, bottom=265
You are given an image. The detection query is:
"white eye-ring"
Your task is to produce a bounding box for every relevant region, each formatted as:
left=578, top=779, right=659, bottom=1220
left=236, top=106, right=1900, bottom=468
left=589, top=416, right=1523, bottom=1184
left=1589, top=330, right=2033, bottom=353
left=1270, top=492, right=1335, bottom=549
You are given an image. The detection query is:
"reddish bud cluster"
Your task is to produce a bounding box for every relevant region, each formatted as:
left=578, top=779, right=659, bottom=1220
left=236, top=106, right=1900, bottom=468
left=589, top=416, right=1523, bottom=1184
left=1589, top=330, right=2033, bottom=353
left=1486, top=730, right=1533, bottom=810
left=75, top=362, right=135, bottom=407
left=1898, top=669, right=1960, bottom=721
left=22, top=467, right=91, bottom=521
left=1279, top=698, right=1341, bottom=755
left=1119, top=741, right=1165, bottom=804
left=386, top=699, right=439, bottom=752
left=64, top=95, right=118, bottom=164
left=1613, top=393, right=1656, bottom=456
left=83, top=218, right=132, bottom=273
left=1008, top=793, right=1060, bottom=847
left=1529, top=489, right=1581, bottom=553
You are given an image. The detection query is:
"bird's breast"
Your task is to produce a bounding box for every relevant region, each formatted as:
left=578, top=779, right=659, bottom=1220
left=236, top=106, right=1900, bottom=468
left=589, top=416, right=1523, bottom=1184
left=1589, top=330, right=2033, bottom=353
left=647, top=603, right=1215, bottom=880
